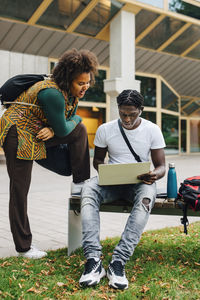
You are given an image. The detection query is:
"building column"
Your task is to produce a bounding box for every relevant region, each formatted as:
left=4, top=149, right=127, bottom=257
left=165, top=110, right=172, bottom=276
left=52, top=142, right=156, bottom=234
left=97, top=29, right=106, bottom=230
left=104, top=10, right=140, bottom=120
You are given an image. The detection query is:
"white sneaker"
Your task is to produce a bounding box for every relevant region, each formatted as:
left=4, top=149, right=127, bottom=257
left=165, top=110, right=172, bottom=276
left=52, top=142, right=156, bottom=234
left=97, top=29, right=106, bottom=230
left=71, top=181, right=85, bottom=198
left=79, top=258, right=106, bottom=287
left=107, top=260, right=128, bottom=290
left=18, top=245, right=47, bottom=259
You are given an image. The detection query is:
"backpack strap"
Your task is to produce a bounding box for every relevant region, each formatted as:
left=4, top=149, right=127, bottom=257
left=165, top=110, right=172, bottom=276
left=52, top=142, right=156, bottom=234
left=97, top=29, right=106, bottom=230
left=180, top=203, right=189, bottom=234
left=118, top=119, right=142, bottom=163
left=3, top=101, right=39, bottom=107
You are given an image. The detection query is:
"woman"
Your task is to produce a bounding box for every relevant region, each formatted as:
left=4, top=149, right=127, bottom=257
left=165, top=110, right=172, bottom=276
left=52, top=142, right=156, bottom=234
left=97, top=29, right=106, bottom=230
left=0, top=48, right=99, bottom=258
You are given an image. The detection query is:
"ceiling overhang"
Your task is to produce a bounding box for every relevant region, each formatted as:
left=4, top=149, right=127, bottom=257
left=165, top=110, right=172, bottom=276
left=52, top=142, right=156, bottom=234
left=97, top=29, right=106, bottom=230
left=0, top=0, right=200, bottom=109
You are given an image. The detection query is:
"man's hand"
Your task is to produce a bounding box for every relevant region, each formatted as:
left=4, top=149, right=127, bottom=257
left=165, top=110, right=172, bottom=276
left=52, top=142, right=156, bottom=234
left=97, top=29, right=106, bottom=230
left=36, top=127, right=54, bottom=141
left=137, top=171, right=157, bottom=185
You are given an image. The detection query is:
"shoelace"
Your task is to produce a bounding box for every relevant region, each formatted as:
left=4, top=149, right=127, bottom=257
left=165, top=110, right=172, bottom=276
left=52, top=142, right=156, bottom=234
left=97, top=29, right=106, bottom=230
left=110, top=261, right=124, bottom=276
left=84, top=259, right=99, bottom=274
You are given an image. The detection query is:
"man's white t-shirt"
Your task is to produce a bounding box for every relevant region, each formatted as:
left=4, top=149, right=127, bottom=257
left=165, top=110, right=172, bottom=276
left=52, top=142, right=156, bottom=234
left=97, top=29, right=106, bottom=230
left=94, top=118, right=166, bottom=164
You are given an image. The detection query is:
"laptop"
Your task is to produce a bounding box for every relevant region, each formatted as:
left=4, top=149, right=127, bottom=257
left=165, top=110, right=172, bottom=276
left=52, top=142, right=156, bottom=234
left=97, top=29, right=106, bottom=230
left=98, top=162, right=151, bottom=186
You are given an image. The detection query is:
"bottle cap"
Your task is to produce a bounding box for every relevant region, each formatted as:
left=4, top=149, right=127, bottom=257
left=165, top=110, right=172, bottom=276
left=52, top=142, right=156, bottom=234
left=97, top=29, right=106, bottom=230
left=169, top=162, right=175, bottom=168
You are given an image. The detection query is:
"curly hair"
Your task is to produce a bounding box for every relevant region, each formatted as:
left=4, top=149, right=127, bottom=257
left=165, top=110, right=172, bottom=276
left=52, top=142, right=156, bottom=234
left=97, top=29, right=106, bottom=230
left=117, top=89, right=144, bottom=108
left=51, top=48, right=99, bottom=91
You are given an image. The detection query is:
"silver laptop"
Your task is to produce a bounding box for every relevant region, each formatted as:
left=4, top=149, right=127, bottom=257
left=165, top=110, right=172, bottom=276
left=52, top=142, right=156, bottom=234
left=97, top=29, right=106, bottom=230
left=98, top=162, right=151, bottom=186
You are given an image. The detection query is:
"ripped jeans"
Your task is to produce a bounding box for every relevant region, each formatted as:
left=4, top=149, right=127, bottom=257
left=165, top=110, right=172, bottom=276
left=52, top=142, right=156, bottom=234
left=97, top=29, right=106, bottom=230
left=81, top=176, right=156, bottom=264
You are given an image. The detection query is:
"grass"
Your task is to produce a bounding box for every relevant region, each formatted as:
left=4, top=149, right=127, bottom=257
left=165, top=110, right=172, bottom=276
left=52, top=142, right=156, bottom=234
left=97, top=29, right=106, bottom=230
left=0, top=222, right=200, bottom=300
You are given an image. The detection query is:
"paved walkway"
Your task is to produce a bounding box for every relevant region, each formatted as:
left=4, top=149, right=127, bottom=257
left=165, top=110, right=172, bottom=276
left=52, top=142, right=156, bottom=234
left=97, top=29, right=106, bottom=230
left=0, top=154, right=200, bottom=258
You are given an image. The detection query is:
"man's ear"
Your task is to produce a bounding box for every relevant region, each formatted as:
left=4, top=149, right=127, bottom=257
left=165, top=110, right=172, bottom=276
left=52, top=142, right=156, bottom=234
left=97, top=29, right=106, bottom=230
left=139, top=106, right=144, bottom=115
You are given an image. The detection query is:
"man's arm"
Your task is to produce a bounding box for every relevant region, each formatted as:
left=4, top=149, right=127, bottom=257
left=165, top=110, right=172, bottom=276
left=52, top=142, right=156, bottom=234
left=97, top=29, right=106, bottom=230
left=93, top=146, right=108, bottom=172
left=151, top=148, right=166, bottom=180
left=138, top=148, right=166, bottom=184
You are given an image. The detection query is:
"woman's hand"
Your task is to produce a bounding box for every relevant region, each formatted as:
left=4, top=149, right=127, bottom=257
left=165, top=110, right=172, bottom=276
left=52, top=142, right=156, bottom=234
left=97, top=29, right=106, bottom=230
left=36, top=127, right=54, bottom=141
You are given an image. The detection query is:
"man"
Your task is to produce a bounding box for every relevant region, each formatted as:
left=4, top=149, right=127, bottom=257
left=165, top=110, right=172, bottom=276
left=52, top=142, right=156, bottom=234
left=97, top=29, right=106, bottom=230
left=79, top=89, right=166, bottom=289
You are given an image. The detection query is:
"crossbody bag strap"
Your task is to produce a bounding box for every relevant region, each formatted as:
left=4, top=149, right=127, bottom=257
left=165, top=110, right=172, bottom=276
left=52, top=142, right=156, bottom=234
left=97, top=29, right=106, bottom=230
left=118, top=118, right=142, bottom=162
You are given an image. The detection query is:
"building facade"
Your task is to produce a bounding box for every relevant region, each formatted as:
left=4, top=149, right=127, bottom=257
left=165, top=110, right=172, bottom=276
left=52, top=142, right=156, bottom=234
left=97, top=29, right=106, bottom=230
left=0, top=0, right=200, bottom=155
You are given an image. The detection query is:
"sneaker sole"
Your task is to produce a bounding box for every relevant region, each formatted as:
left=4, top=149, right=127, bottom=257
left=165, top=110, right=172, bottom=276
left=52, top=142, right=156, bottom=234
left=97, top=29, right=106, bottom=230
left=80, top=268, right=106, bottom=287
left=108, top=283, right=128, bottom=290
left=107, top=271, right=128, bottom=290
left=18, top=252, right=47, bottom=259
left=71, top=194, right=81, bottom=199
left=80, top=280, right=98, bottom=287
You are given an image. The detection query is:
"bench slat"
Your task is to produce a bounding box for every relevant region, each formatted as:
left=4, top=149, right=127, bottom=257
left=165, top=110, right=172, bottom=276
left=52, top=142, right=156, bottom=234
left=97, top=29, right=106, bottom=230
left=69, top=197, right=199, bottom=217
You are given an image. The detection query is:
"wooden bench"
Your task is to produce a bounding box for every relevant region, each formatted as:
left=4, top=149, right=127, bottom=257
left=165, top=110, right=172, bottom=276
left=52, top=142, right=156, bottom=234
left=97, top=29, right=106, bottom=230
left=67, top=192, right=197, bottom=255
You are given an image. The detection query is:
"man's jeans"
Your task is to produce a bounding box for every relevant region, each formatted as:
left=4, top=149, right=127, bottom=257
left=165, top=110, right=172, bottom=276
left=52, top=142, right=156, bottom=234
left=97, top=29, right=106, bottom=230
left=81, top=176, right=156, bottom=264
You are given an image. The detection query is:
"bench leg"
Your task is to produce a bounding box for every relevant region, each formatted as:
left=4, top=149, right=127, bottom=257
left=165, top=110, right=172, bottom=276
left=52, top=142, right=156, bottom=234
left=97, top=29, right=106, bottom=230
left=68, top=210, right=82, bottom=255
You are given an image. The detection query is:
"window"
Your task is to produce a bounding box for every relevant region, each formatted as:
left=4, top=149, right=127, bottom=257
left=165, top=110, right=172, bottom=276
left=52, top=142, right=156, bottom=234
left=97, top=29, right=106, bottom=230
left=162, top=82, right=179, bottom=112
left=0, top=0, right=43, bottom=22
left=137, top=0, right=164, bottom=9
left=162, top=113, right=179, bottom=154
left=49, top=61, right=57, bottom=73
left=75, top=0, right=124, bottom=36
left=164, top=25, right=200, bottom=55
left=77, top=106, right=106, bottom=149
left=138, top=17, right=185, bottom=50
left=190, top=119, right=200, bottom=152
left=136, top=75, right=156, bottom=107
left=81, top=69, right=106, bottom=103
left=141, top=111, right=156, bottom=123
left=169, top=0, right=200, bottom=21
left=181, top=119, right=187, bottom=152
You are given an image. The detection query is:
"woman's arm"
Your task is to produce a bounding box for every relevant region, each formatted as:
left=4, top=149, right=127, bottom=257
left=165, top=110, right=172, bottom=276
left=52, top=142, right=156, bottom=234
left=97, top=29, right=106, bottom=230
left=38, top=88, right=81, bottom=137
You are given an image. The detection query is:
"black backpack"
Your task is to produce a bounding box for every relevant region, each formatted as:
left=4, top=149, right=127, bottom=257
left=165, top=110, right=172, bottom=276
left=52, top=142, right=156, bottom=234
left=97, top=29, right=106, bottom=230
left=0, top=74, right=47, bottom=108
left=176, top=176, right=200, bottom=234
